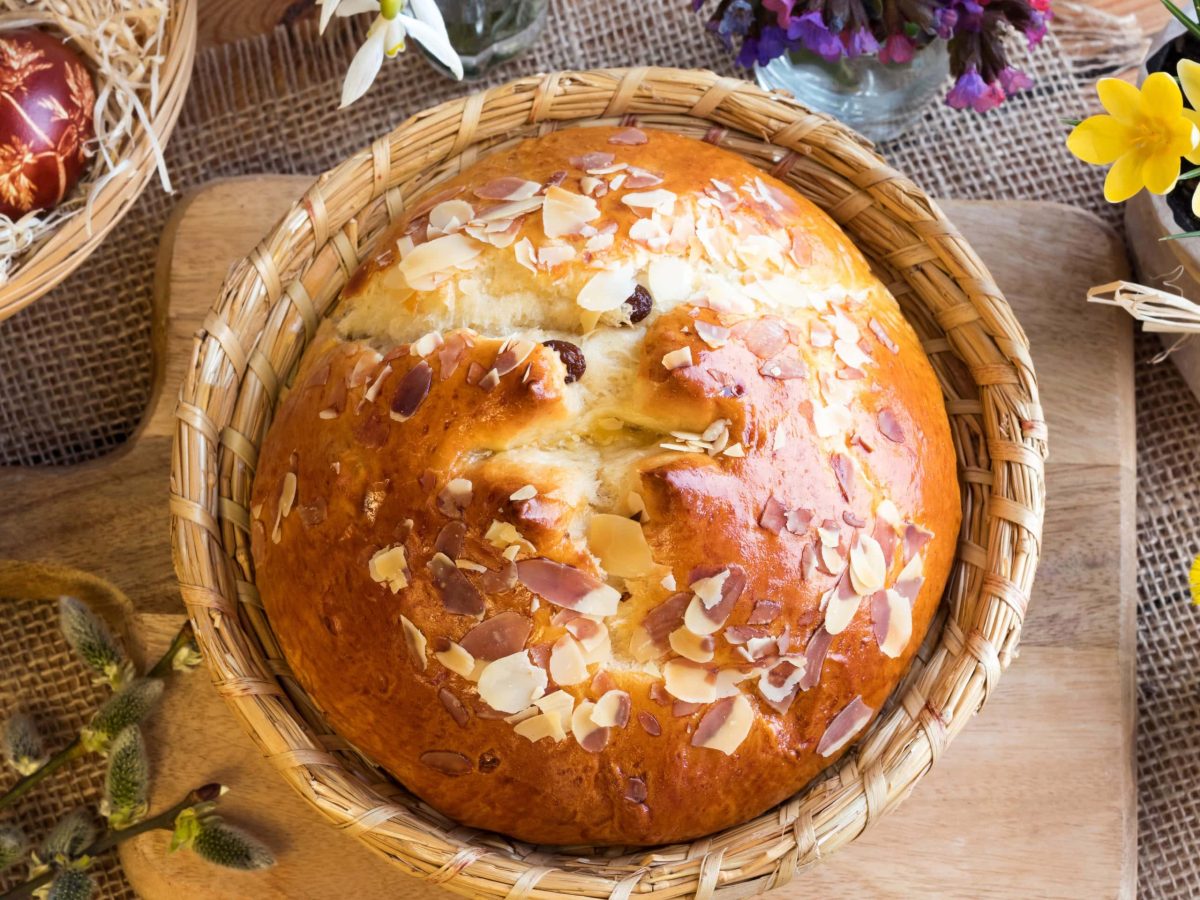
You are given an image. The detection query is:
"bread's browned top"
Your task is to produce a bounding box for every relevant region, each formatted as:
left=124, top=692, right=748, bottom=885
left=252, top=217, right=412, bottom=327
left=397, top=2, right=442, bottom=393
left=250, top=127, right=960, bottom=845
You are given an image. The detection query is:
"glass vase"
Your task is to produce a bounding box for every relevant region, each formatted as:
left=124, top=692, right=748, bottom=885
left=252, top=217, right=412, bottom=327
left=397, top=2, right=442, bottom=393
left=754, top=41, right=950, bottom=143
left=425, top=0, right=549, bottom=80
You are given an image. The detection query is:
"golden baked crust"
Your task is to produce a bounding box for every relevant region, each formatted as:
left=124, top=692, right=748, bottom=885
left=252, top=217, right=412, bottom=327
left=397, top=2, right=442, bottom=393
left=250, top=127, right=960, bottom=846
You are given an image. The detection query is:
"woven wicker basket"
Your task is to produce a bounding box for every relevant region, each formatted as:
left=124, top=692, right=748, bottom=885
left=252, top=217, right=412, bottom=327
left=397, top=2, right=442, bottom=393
left=0, top=0, right=196, bottom=322
left=170, top=67, right=1046, bottom=898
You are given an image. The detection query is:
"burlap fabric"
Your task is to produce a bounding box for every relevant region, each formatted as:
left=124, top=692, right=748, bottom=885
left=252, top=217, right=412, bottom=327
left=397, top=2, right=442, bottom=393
left=0, top=0, right=1171, bottom=896
left=0, top=598, right=133, bottom=899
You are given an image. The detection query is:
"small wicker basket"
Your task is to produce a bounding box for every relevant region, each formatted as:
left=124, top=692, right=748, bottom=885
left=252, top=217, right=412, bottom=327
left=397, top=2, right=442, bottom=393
left=170, top=67, right=1046, bottom=898
left=0, top=0, right=196, bottom=322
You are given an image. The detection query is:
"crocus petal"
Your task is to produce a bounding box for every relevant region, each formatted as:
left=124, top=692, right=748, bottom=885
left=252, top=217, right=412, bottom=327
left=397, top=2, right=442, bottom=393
left=1180, top=59, right=1200, bottom=114
left=1104, top=150, right=1147, bottom=203
left=1184, top=110, right=1200, bottom=165
left=399, top=12, right=464, bottom=79
left=1143, top=148, right=1182, bottom=195
left=1095, top=77, right=1140, bottom=123
left=1142, top=71, right=1184, bottom=121
left=1191, top=182, right=1200, bottom=218
left=340, top=22, right=387, bottom=108
left=1067, top=115, right=1134, bottom=165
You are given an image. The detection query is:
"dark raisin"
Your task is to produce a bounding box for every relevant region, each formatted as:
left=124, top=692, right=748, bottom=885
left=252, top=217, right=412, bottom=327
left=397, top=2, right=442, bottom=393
left=542, top=340, right=586, bottom=383
left=624, top=284, right=653, bottom=323
left=478, top=751, right=501, bottom=773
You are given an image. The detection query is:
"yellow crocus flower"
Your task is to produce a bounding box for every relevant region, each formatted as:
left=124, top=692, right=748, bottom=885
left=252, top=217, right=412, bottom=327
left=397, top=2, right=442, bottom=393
left=1068, top=72, right=1199, bottom=204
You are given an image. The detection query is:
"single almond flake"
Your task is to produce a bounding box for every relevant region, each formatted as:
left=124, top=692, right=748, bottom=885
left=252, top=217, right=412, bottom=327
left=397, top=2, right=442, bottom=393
left=438, top=687, right=470, bottom=727
left=903, top=524, right=933, bottom=562
left=368, top=545, right=409, bottom=593
left=638, top=710, right=662, bottom=735
left=510, top=484, right=537, bottom=501
left=625, top=167, right=663, bottom=188
left=434, top=521, right=467, bottom=559
left=663, top=659, right=718, bottom=704
left=437, top=478, right=473, bottom=519
left=758, top=495, right=786, bottom=534
left=569, top=150, right=615, bottom=171
left=749, top=598, right=784, bottom=625
left=475, top=176, right=541, bottom=201
left=591, top=690, right=632, bottom=728
left=460, top=611, right=533, bottom=661
left=869, top=318, right=900, bottom=353
left=813, top=404, right=852, bottom=438
left=622, top=189, right=676, bottom=216
left=625, top=776, right=648, bottom=803
left=398, top=233, right=482, bottom=289
left=799, top=627, right=833, bottom=690
left=420, top=750, right=472, bottom=776
left=534, top=689, right=576, bottom=726
left=849, top=534, right=887, bottom=596
left=661, top=347, right=693, bottom=370
left=823, top=569, right=861, bottom=635
left=817, top=695, right=874, bottom=757
left=516, top=557, right=620, bottom=616
left=549, top=634, right=590, bottom=685
left=691, top=569, right=732, bottom=609
left=588, top=513, right=658, bottom=578
left=429, top=199, right=475, bottom=233
left=538, top=243, right=576, bottom=268
left=390, top=361, right=433, bottom=421
left=543, top=185, right=600, bottom=238
left=669, top=626, right=715, bottom=662
left=722, top=443, right=746, bottom=458
left=693, top=694, right=753, bottom=755
left=434, top=641, right=476, bottom=679
left=473, top=195, right=544, bottom=223
left=831, top=452, right=854, bottom=501
left=429, top=552, right=486, bottom=616
left=493, top=338, right=536, bottom=376
left=399, top=615, right=428, bottom=671
left=514, top=712, right=567, bottom=743
left=872, top=588, right=913, bottom=657
left=514, top=237, right=537, bottom=272
left=571, top=701, right=610, bottom=752
left=577, top=265, right=638, bottom=313
left=647, top=256, right=696, bottom=304
left=609, top=127, right=649, bottom=145
left=641, top=592, right=691, bottom=647
left=476, top=651, right=548, bottom=714
left=785, top=507, right=813, bottom=535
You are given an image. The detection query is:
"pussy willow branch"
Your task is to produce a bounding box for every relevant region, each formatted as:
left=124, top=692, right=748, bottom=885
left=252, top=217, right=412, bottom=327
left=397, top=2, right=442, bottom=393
left=0, top=620, right=196, bottom=812
left=0, top=784, right=220, bottom=900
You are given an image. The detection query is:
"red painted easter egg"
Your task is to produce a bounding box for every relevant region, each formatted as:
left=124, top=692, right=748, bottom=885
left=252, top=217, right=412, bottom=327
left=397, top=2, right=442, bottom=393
left=0, top=28, right=95, bottom=219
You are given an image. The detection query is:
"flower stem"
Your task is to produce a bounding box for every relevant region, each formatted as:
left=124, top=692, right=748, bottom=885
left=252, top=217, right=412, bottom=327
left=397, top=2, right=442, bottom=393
left=147, top=621, right=195, bottom=679
left=0, top=740, right=84, bottom=813
left=0, top=621, right=194, bottom=811
left=0, top=786, right=220, bottom=900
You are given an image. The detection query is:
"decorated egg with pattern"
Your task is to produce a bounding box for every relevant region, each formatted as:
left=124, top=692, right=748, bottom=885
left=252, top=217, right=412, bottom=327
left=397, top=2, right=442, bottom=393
left=0, top=28, right=95, bottom=219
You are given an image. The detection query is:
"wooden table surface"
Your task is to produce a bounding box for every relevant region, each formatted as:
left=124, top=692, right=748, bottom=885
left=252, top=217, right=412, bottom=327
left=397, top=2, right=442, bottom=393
left=197, top=0, right=1167, bottom=51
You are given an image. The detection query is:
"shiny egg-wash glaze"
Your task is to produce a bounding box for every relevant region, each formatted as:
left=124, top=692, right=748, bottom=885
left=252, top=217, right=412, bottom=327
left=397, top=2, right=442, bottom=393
left=251, top=128, right=960, bottom=845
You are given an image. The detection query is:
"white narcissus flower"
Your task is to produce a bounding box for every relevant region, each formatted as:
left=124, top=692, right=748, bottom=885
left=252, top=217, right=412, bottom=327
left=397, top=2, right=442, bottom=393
left=318, top=0, right=464, bottom=108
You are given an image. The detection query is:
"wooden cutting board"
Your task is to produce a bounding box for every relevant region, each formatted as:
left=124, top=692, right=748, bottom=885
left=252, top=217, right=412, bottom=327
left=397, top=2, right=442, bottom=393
left=0, top=177, right=1135, bottom=899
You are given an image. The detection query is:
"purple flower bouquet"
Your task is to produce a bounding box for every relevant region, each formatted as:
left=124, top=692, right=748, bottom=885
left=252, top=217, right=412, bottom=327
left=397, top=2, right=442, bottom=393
left=693, top=0, right=1051, bottom=114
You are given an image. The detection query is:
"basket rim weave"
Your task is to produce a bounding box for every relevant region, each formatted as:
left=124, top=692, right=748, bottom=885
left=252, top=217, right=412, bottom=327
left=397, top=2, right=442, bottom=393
left=169, top=66, right=1046, bottom=899
left=0, top=0, right=197, bottom=322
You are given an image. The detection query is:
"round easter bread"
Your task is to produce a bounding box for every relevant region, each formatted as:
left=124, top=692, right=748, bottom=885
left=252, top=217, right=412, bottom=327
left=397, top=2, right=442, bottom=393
left=249, top=126, right=960, bottom=846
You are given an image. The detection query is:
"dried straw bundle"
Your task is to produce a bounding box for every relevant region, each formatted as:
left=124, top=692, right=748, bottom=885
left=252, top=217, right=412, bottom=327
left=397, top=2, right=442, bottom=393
left=170, top=68, right=1047, bottom=898
left=0, top=0, right=194, bottom=320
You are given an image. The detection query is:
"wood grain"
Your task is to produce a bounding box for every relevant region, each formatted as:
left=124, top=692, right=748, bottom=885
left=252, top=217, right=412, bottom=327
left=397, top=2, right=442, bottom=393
left=0, top=175, right=1118, bottom=898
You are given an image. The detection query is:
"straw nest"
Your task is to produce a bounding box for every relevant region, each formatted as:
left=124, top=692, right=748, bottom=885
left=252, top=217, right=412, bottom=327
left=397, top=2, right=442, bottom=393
left=170, top=67, right=1046, bottom=897
left=0, top=0, right=196, bottom=321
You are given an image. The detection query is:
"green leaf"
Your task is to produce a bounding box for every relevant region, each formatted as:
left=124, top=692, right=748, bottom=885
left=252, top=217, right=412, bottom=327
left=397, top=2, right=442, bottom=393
left=2, top=712, right=47, bottom=776
left=59, top=596, right=134, bottom=690
left=1160, top=0, right=1200, bottom=40
left=39, top=810, right=95, bottom=865
left=0, top=821, right=28, bottom=872
left=190, top=819, right=275, bottom=871
left=1179, top=167, right=1200, bottom=181
left=1161, top=230, right=1200, bottom=240
left=101, top=727, right=150, bottom=830
left=47, top=867, right=95, bottom=900
left=80, top=679, right=163, bottom=755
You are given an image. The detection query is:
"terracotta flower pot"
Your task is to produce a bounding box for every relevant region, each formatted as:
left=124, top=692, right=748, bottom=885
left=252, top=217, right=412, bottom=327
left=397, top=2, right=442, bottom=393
left=1125, top=19, right=1200, bottom=397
